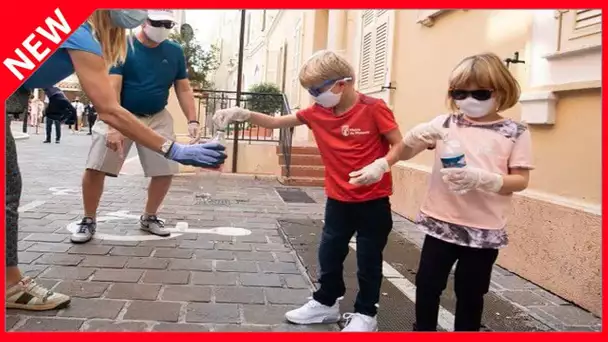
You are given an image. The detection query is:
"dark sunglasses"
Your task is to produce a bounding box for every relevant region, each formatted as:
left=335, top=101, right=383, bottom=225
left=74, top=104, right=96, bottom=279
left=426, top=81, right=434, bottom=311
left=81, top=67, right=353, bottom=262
left=307, top=77, right=352, bottom=97
left=449, top=89, right=493, bottom=101
left=149, top=20, right=175, bottom=29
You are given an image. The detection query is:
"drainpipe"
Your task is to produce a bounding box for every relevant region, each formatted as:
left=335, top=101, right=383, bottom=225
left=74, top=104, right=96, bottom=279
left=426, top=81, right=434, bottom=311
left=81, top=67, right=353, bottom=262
left=232, top=10, right=246, bottom=173
left=327, top=10, right=347, bottom=55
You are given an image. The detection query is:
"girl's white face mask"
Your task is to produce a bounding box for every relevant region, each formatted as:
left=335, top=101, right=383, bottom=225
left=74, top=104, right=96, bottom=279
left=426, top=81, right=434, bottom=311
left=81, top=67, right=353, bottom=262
left=455, top=98, right=496, bottom=118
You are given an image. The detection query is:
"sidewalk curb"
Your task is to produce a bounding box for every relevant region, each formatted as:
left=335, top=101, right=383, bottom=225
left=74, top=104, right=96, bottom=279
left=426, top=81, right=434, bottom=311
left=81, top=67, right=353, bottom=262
left=12, top=131, right=30, bottom=140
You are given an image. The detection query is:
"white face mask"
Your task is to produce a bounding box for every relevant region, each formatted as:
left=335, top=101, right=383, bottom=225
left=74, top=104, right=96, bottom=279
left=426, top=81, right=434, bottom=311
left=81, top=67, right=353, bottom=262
left=314, top=90, right=342, bottom=108
left=144, top=25, right=171, bottom=43
left=455, top=97, right=496, bottom=118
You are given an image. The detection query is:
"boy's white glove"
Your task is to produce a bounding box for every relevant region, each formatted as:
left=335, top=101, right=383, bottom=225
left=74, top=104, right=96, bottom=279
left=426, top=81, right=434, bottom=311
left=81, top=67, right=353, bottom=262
left=403, top=122, right=446, bottom=147
left=440, top=167, right=503, bottom=193
left=348, top=158, right=390, bottom=186
left=213, top=107, right=251, bottom=130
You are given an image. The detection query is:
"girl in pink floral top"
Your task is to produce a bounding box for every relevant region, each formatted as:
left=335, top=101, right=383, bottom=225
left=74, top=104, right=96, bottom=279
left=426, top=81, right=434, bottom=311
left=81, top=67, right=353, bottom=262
left=383, top=53, right=533, bottom=331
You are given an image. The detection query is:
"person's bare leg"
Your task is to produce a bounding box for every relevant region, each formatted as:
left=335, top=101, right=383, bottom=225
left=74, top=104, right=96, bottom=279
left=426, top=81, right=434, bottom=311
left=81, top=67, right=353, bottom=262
left=140, top=176, right=173, bottom=236
left=6, top=267, right=22, bottom=286
left=145, top=175, right=172, bottom=214
left=70, top=169, right=106, bottom=244
left=82, top=169, right=106, bottom=218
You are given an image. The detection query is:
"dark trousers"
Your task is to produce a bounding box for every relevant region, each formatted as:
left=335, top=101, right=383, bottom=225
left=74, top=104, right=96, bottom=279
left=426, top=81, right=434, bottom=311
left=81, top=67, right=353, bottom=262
left=46, top=118, right=61, bottom=142
left=415, top=234, right=498, bottom=331
left=312, top=197, right=393, bottom=316
left=88, top=114, right=97, bottom=134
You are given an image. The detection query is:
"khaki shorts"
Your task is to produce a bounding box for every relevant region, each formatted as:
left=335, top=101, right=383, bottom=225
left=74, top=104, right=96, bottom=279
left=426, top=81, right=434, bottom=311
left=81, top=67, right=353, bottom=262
left=85, top=108, right=179, bottom=177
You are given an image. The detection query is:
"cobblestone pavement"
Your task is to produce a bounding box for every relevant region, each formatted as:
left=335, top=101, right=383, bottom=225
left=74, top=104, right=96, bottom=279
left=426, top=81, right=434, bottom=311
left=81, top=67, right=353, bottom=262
left=7, top=124, right=336, bottom=332
left=6, top=122, right=602, bottom=332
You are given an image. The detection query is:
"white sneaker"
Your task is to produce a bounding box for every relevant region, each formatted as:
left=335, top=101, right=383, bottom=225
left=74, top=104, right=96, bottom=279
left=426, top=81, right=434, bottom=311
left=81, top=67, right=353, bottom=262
left=285, top=297, right=341, bottom=324
left=341, top=313, right=378, bottom=332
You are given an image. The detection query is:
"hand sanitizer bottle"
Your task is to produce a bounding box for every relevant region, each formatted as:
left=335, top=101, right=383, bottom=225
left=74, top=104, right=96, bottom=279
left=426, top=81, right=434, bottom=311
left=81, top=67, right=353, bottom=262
left=193, top=130, right=226, bottom=203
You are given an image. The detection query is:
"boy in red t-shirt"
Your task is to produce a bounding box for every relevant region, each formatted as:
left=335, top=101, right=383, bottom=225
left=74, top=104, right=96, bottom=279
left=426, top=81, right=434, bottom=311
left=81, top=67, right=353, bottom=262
left=213, top=50, right=403, bottom=332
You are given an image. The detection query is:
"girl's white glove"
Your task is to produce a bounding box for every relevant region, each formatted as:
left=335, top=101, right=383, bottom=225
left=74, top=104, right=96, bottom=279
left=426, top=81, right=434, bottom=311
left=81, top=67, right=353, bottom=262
left=440, top=167, right=503, bottom=193
left=402, top=122, right=446, bottom=147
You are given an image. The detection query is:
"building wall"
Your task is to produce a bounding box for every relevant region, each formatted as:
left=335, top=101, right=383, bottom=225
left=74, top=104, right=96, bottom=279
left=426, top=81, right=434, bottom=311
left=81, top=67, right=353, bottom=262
left=340, top=9, right=602, bottom=315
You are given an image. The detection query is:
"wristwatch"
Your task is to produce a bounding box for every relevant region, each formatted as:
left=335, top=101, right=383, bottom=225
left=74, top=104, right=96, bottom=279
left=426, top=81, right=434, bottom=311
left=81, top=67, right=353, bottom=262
left=160, top=140, right=174, bottom=157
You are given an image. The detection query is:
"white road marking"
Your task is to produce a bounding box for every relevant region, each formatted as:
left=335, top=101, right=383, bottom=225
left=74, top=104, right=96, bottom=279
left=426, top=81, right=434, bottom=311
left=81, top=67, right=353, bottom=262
left=348, top=241, right=455, bottom=331
left=18, top=200, right=46, bottom=212
left=48, top=187, right=78, bottom=196
left=65, top=210, right=252, bottom=241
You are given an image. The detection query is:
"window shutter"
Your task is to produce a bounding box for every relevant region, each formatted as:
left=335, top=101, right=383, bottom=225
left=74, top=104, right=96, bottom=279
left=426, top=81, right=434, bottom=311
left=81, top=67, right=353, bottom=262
left=359, top=10, right=375, bottom=90
left=557, top=9, right=602, bottom=52
left=266, top=50, right=279, bottom=85
left=359, top=10, right=391, bottom=91
left=373, top=10, right=390, bottom=87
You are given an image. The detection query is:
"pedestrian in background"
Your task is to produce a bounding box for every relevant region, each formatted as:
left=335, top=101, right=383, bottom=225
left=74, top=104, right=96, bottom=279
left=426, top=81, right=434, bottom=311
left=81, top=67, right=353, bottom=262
left=43, top=87, right=75, bottom=144
left=71, top=97, right=85, bottom=133
left=85, top=102, right=97, bottom=135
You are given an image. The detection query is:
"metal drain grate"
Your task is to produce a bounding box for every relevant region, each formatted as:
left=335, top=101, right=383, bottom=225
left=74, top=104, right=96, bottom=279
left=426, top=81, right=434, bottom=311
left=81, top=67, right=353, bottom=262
left=275, top=187, right=316, bottom=203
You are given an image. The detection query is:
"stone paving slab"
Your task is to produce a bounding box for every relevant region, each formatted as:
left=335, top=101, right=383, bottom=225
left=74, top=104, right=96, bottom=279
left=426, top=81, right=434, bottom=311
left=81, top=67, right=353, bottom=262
left=7, top=130, right=338, bottom=332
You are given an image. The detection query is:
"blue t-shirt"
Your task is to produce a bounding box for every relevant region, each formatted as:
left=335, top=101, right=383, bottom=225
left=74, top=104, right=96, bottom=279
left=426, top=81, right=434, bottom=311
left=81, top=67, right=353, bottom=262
left=109, top=38, right=187, bottom=116
left=22, top=23, right=102, bottom=89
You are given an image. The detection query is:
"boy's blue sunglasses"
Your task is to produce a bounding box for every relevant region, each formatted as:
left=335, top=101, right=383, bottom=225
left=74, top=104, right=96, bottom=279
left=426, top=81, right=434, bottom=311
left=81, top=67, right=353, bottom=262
left=307, top=77, right=352, bottom=97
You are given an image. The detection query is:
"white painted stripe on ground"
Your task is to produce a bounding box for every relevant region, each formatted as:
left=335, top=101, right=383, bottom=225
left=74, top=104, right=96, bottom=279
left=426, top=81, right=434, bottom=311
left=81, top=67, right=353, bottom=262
left=18, top=200, right=46, bottom=212
left=348, top=241, right=455, bottom=331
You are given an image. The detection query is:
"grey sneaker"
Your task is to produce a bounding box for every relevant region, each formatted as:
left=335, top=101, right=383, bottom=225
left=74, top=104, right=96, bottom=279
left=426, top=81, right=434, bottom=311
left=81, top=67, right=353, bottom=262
left=70, top=217, right=96, bottom=243
left=140, top=215, right=170, bottom=237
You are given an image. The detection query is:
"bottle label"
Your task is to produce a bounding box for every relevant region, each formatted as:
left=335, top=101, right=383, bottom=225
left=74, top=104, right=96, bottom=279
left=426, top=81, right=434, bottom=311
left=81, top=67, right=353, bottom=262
left=440, top=154, right=466, bottom=168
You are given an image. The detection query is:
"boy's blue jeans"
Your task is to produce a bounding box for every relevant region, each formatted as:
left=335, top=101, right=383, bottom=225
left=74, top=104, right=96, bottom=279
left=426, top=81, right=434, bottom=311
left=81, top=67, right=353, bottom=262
left=312, top=197, right=393, bottom=317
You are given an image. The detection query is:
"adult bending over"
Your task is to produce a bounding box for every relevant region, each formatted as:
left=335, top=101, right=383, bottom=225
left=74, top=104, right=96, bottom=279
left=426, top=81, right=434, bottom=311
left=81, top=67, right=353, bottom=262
left=6, top=9, right=225, bottom=312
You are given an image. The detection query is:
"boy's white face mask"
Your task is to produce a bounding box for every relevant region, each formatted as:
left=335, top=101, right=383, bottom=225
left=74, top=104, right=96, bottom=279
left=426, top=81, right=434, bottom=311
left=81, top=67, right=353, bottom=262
left=314, top=87, right=343, bottom=108
left=309, top=77, right=352, bottom=109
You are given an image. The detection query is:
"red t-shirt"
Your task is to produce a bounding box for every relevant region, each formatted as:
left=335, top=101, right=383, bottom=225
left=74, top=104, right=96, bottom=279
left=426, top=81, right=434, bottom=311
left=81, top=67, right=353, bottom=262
left=296, top=93, right=398, bottom=203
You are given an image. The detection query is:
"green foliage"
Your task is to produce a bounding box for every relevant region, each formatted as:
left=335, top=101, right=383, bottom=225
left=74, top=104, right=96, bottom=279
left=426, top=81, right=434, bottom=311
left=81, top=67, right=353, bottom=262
left=170, top=31, right=220, bottom=89
left=246, top=82, right=284, bottom=115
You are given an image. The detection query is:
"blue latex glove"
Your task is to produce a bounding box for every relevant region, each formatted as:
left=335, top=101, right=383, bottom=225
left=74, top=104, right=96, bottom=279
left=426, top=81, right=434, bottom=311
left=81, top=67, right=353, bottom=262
left=166, top=142, right=227, bottom=168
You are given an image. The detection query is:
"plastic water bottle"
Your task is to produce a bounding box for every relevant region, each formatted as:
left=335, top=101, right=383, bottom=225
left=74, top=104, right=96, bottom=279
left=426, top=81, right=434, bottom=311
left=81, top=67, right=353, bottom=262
left=440, top=137, right=468, bottom=195
left=193, top=130, right=226, bottom=202
left=440, top=138, right=466, bottom=168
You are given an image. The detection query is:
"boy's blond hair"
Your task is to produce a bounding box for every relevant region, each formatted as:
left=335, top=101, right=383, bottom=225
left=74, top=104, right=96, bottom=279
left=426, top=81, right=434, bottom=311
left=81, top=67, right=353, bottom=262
left=447, top=52, right=521, bottom=113
left=298, top=50, right=355, bottom=89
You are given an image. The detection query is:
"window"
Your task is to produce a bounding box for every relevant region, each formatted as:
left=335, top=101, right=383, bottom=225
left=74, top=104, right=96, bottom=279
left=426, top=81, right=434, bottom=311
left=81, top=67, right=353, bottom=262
left=290, top=18, right=303, bottom=107
left=358, top=10, right=391, bottom=92
left=556, top=9, right=602, bottom=52
left=246, top=12, right=252, bottom=45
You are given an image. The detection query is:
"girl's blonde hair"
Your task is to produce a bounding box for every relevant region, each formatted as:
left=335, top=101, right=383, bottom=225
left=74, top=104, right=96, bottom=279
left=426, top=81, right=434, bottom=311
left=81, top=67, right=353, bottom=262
left=88, top=10, right=128, bottom=67
left=447, top=52, right=521, bottom=112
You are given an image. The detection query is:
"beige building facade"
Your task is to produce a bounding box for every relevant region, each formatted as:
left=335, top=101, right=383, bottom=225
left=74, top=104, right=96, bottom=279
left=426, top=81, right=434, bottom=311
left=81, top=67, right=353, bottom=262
left=173, top=9, right=602, bottom=315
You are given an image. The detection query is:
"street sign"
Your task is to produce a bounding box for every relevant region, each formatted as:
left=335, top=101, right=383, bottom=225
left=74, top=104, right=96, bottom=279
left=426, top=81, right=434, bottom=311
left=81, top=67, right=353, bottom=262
left=180, top=23, right=194, bottom=43
left=65, top=210, right=252, bottom=241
